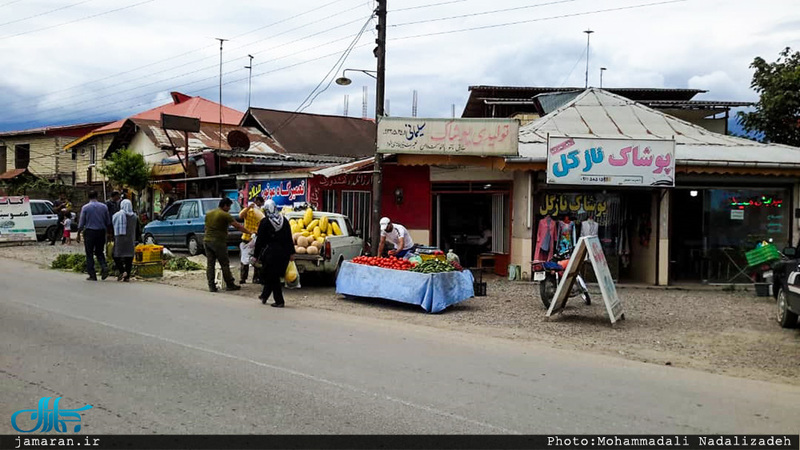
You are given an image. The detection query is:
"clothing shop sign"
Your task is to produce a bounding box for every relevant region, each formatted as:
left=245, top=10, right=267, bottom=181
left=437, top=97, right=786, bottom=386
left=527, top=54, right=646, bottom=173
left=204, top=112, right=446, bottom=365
left=0, top=196, right=37, bottom=243
left=547, top=136, right=676, bottom=187
left=547, top=236, right=624, bottom=325
left=377, top=117, right=519, bottom=156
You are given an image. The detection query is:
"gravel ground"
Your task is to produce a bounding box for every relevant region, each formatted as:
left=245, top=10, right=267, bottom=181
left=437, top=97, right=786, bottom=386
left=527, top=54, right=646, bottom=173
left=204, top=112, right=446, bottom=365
left=3, top=241, right=799, bottom=386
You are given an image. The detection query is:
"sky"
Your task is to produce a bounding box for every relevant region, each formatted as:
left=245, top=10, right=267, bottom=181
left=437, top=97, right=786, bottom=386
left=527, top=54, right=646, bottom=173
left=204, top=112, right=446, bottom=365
left=0, top=0, right=798, bottom=133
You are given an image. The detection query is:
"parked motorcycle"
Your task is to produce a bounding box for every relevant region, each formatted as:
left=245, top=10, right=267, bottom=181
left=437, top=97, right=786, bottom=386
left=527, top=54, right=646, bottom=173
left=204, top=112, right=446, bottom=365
left=532, top=250, right=591, bottom=308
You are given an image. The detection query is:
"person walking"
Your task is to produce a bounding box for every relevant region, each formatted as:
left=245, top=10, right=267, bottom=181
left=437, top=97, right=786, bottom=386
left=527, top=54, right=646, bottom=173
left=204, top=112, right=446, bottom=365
left=50, top=206, right=66, bottom=245
left=239, top=196, right=265, bottom=284
left=204, top=197, right=252, bottom=292
left=254, top=199, right=295, bottom=308
left=78, top=191, right=112, bottom=281
left=112, top=199, right=138, bottom=282
left=105, top=191, right=121, bottom=217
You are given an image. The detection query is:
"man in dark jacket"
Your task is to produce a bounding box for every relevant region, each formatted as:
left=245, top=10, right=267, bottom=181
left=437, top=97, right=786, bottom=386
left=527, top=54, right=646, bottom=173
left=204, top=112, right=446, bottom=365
left=254, top=199, right=295, bottom=307
left=78, top=191, right=112, bottom=281
left=105, top=191, right=121, bottom=217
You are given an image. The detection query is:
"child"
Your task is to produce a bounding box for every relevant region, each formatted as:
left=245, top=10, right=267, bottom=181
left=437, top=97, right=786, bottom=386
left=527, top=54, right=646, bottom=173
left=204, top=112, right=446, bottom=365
left=62, top=215, right=72, bottom=245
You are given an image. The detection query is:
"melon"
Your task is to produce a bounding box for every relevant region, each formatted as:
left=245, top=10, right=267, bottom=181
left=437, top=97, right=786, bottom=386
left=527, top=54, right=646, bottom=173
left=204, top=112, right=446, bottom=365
left=331, top=222, right=342, bottom=236
left=303, top=208, right=313, bottom=226
left=319, top=216, right=329, bottom=231
left=296, top=246, right=307, bottom=254
left=292, top=232, right=302, bottom=243
left=297, top=236, right=309, bottom=248
left=307, top=219, right=319, bottom=231
left=313, top=226, right=321, bottom=239
left=307, top=245, right=319, bottom=255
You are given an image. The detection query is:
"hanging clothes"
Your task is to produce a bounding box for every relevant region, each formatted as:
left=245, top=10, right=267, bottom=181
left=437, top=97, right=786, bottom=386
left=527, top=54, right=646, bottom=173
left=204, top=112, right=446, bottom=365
left=581, top=217, right=599, bottom=238
left=534, top=216, right=557, bottom=261
left=557, top=219, right=575, bottom=255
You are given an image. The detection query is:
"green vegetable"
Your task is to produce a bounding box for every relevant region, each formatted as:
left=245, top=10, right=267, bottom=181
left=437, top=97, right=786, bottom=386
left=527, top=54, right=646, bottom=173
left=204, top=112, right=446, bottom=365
left=165, top=257, right=204, bottom=271
left=50, top=253, right=98, bottom=273
left=410, top=260, right=456, bottom=274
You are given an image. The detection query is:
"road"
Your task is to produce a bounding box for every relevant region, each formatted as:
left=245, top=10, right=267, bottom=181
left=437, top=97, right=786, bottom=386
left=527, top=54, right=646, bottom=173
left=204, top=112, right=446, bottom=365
left=1, top=258, right=799, bottom=435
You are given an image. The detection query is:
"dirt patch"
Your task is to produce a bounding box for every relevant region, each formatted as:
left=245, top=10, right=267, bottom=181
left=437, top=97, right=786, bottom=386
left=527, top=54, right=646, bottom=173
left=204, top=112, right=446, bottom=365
left=4, top=242, right=799, bottom=385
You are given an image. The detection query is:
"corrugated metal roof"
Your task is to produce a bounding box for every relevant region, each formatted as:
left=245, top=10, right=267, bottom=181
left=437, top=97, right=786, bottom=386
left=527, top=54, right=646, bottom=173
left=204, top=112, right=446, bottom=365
left=310, top=157, right=374, bottom=178
left=0, top=122, right=111, bottom=138
left=517, top=88, right=800, bottom=168
left=243, top=108, right=376, bottom=158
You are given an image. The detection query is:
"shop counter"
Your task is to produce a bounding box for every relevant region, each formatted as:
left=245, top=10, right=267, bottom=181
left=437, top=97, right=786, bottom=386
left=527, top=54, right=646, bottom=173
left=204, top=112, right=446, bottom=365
left=335, top=261, right=475, bottom=313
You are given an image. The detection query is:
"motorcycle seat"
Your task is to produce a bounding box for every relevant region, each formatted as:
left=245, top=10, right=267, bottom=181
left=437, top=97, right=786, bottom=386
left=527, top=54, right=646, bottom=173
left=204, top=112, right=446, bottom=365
left=543, top=261, right=563, bottom=271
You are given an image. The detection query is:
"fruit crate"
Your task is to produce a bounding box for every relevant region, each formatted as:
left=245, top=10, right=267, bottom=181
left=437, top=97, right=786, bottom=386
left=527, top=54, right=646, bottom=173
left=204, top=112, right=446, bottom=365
left=745, top=244, right=780, bottom=267
left=133, top=261, right=163, bottom=278
left=135, top=244, right=163, bottom=263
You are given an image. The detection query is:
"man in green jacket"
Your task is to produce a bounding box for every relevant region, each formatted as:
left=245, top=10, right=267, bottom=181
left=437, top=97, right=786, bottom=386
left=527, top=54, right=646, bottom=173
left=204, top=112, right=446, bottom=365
left=205, top=197, right=252, bottom=292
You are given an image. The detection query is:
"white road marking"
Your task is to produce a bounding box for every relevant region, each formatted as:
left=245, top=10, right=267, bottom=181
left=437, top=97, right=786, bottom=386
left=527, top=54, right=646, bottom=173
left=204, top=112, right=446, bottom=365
left=8, top=299, right=521, bottom=435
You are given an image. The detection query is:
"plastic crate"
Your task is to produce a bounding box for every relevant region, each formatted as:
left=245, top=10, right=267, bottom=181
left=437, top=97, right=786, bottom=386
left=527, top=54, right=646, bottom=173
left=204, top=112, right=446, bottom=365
left=754, top=283, right=772, bottom=297
left=745, top=244, right=780, bottom=267
left=473, top=282, right=487, bottom=297
left=135, top=244, right=163, bottom=263
left=133, top=261, right=163, bottom=278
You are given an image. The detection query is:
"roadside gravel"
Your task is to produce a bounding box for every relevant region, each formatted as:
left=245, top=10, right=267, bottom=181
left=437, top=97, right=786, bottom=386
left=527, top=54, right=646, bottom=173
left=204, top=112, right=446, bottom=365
left=3, top=242, right=799, bottom=386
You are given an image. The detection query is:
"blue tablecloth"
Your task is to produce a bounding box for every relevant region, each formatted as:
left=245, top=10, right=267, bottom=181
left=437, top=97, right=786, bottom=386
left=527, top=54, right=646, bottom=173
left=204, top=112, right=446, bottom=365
left=335, top=261, right=475, bottom=313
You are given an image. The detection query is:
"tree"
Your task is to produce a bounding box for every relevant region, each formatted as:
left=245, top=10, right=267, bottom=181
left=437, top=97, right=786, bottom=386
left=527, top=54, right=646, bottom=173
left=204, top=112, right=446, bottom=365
left=99, top=148, right=150, bottom=206
left=737, top=47, right=800, bottom=146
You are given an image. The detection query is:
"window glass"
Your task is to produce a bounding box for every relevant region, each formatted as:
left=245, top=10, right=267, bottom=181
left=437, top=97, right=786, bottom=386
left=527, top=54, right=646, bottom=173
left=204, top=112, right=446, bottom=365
left=178, top=202, right=199, bottom=219
left=162, top=203, right=180, bottom=220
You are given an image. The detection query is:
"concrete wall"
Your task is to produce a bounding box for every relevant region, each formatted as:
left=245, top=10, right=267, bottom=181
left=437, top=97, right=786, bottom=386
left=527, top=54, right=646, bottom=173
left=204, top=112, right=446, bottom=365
left=1, top=135, right=61, bottom=178
left=509, top=171, right=533, bottom=276
left=658, top=190, right=670, bottom=286
left=629, top=192, right=659, bottom=285
left=430, top=166, right=514, bottom=182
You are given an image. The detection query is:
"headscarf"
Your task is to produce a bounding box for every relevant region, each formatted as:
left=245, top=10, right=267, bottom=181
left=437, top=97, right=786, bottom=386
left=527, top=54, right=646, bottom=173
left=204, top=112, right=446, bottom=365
left=113, top=199, right=135, bottom=236
left=264, top=199, right=284, bottom=231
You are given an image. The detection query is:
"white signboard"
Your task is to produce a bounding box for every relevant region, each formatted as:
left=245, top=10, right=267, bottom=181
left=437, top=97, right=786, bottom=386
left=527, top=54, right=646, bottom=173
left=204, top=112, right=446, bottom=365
left=546, top=236, right=624, bottom=325
left=377, top=117, right=519, bottom=156
left=731, top=209, right=744, bottom=221
left=0, top=196, right=37, bottom=243
left=547, top=136, right=675, bottom=187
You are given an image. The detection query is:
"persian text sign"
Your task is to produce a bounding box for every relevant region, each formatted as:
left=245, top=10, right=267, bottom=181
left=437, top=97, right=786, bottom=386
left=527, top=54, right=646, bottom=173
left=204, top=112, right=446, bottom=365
left=0, top=196, right=36, bottom=243
left=546, top=136, right=675, bottom=187
left=246, top=179, right=307, bottom=207
left=377, top=117, right=519, bottom=156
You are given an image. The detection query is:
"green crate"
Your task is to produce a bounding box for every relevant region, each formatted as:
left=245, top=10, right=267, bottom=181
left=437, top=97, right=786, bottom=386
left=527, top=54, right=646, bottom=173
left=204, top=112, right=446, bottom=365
left=745, top=244, right=780, bottom=267
left=133, top=261, right=163, bottom=278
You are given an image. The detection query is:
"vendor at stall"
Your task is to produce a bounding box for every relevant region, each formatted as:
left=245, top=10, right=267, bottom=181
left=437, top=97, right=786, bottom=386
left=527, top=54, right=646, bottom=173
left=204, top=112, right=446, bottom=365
left=378, top=217, right=416, bottom=258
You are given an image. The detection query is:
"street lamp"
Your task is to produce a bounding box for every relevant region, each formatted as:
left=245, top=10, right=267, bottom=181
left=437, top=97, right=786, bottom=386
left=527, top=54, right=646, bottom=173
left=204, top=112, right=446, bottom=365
left=335, top=69, right=378, bottom=86
left=600, top=67, right=607, bottom=88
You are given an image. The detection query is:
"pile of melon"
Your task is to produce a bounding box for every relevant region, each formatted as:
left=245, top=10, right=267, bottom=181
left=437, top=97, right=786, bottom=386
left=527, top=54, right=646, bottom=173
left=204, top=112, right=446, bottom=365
left=290, top=208, right=342, bottom=255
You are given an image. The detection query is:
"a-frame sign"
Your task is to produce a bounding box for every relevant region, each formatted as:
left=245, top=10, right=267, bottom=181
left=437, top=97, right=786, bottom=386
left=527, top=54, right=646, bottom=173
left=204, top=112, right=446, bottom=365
left=546, top=236, right=625, bottom=325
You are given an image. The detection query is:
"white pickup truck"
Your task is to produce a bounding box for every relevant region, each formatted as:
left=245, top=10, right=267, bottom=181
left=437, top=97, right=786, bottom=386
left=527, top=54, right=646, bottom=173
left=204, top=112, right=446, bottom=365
left=284, top=211, right=364, bottom=283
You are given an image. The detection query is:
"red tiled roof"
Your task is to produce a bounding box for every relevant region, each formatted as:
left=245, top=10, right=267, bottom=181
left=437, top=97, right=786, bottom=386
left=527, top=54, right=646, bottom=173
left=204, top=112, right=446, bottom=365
left=93, top=92, right=243, bottom=134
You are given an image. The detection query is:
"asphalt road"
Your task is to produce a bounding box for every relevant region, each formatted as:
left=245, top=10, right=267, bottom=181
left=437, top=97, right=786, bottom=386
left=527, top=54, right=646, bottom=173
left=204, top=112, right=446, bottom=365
left=2, top=258, right=799, bottom=435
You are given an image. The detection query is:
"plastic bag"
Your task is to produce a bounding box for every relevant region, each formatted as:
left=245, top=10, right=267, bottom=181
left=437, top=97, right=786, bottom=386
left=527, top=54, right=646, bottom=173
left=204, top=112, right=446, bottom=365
left=284, top=261, right=301, bottom=289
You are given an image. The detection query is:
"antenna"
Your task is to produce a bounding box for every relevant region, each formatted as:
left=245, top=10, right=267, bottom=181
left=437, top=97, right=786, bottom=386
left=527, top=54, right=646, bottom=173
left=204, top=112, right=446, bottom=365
left=215, top=37, right=229, bottom=150
left=343, top=95, right=349, bottom=117
left=583, top=29, right=594, bottom=89
left=362, top=86, right=368, bottom=119
left=412, top=90, right=418, bottom=117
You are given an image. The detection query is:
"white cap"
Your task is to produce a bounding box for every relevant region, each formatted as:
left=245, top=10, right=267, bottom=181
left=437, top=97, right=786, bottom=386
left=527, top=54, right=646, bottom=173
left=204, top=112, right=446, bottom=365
left=379, top=217, right=390, bottom=231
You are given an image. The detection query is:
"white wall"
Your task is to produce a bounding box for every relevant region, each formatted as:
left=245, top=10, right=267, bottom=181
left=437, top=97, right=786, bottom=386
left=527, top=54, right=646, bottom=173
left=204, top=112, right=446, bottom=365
left=431, top=166, right=514, bottom=182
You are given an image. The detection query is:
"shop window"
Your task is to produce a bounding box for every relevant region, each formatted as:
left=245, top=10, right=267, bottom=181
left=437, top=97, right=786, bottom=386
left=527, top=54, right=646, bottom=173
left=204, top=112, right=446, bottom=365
left=0, top=145, right=6, bottom=173
left=14, top=144, right=30, bottom=169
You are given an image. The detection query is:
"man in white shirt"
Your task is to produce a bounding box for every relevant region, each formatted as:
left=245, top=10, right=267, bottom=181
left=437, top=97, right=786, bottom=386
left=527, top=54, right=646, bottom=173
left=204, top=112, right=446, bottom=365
left=377, top=217, right=416, bottom=257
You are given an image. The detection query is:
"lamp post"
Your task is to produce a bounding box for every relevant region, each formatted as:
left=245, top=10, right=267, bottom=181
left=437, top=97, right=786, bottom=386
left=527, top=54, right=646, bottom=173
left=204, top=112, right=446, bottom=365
left=334, top=0, right=386, bottom=255
left=600, top=67, right=607, bottom=88
left=245, top=54, right=254, bottom=109
left=583, top=29, right=594, bottom=89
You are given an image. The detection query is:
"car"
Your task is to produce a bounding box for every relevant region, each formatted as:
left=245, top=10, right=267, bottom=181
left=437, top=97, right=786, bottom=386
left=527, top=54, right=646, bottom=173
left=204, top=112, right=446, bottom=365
left=283, top=211, right=363, bottom=284
left=142, top=198, right=243, bottom=256
left=771, top=246, right=800, bottom=328
left=29, top=199, right=59, bottom=241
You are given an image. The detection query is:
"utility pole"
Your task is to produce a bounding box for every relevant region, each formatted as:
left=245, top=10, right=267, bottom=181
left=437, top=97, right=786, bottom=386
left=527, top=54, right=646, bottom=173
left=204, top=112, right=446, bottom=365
left=584, top=29, right=594, bottom=89
left=600, top=67, right=607, bottom=89
left=216, top=37, right=228, bottom=150
left=245, top=54, right=254, bottom=110
left=371, top=0, right=386, bottom=255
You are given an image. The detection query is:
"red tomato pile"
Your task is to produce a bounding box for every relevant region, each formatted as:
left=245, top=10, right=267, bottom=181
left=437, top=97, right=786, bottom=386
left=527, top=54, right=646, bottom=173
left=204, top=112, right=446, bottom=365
left=352, top=256, right=416, bottom=270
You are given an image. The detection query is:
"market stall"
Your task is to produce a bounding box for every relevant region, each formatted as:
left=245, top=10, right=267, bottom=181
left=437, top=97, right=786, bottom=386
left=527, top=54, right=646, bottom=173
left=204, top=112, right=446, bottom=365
left=335, top=260, right=475, bottom=313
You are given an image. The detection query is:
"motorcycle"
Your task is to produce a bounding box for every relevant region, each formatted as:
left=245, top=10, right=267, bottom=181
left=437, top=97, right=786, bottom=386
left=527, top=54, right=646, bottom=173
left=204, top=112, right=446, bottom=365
left=531, top=250, right=591, bottom=308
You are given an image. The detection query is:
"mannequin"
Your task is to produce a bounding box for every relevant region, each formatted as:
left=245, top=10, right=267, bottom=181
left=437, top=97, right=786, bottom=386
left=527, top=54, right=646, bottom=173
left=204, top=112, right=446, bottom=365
left=534, top=216, right=557, bottom=261
left=581, top=216, right=599, bottom=237
left=557, top=215, right=575, bottom=254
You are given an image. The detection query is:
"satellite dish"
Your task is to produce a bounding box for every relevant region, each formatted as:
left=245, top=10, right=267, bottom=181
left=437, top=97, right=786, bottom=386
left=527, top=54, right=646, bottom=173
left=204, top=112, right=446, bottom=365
left=227, top=130, right=250, bottom=150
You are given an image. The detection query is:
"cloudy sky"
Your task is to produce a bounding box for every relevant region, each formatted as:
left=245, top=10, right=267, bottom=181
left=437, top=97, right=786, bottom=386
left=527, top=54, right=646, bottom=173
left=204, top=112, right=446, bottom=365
left=0, top=0, right=798, bottom=133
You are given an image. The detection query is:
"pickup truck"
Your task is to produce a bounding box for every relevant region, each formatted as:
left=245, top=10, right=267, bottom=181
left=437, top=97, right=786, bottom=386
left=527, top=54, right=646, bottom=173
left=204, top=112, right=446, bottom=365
left=284, top=211, right=363, bottom=283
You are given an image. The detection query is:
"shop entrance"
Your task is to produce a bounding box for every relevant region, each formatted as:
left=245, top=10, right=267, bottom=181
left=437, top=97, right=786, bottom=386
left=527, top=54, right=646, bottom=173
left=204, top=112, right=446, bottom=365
left=670, top=189, right=705, bottom=282
left=432, top=182, right=511, bottom=269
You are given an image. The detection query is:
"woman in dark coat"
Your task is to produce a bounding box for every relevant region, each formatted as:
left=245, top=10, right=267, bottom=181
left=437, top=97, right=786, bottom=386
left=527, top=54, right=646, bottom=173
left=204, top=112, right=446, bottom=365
left=254, top=199, right=295, bottom=307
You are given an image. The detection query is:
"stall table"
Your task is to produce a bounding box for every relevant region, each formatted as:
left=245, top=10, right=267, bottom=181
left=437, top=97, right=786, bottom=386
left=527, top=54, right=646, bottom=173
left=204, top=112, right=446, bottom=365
left=335, top=261, right=475, bottom=313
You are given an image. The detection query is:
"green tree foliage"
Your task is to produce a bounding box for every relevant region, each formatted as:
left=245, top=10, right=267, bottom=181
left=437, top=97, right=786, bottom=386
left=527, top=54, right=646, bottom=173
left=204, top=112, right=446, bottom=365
left=99, top=148, right=150, bottom=192
left=737, top=47, right=800, bottom=146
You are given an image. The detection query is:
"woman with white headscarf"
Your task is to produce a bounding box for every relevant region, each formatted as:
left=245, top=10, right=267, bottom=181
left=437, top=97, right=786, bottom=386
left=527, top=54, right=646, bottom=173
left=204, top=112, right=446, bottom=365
left=112, top=198, right=138, bottom=282
left=253, top=199, right=295, bottom=307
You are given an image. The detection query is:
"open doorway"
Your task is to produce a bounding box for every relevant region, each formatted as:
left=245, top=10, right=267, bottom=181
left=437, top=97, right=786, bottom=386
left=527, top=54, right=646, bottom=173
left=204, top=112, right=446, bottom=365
left=670, top=189, right=705, bottom=282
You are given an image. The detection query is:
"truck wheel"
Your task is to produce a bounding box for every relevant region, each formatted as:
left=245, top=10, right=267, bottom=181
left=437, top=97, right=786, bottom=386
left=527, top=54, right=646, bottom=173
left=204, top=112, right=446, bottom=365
left=539, top=274, right=556, bottom=308
left=328, top=258, right=344, bottom=285
left=777, top=288, right=798, bottom=328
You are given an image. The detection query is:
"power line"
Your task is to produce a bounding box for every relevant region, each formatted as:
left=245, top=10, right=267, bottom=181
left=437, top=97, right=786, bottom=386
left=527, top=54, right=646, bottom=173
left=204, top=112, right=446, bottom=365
left=559, top=47, right=587, bottom=87
left=3, top=0, right=360, bottom=109
left=393, top=0, right=468, bottom=12
left=391, top=0, right=686, bottom=39
left=0, top=0, right=24, bottom=8
left=0, top=0, right=95, bottom=28
left=0, top=0, right=158, bottom=41
left=389, top=0, right=583, bottom=28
